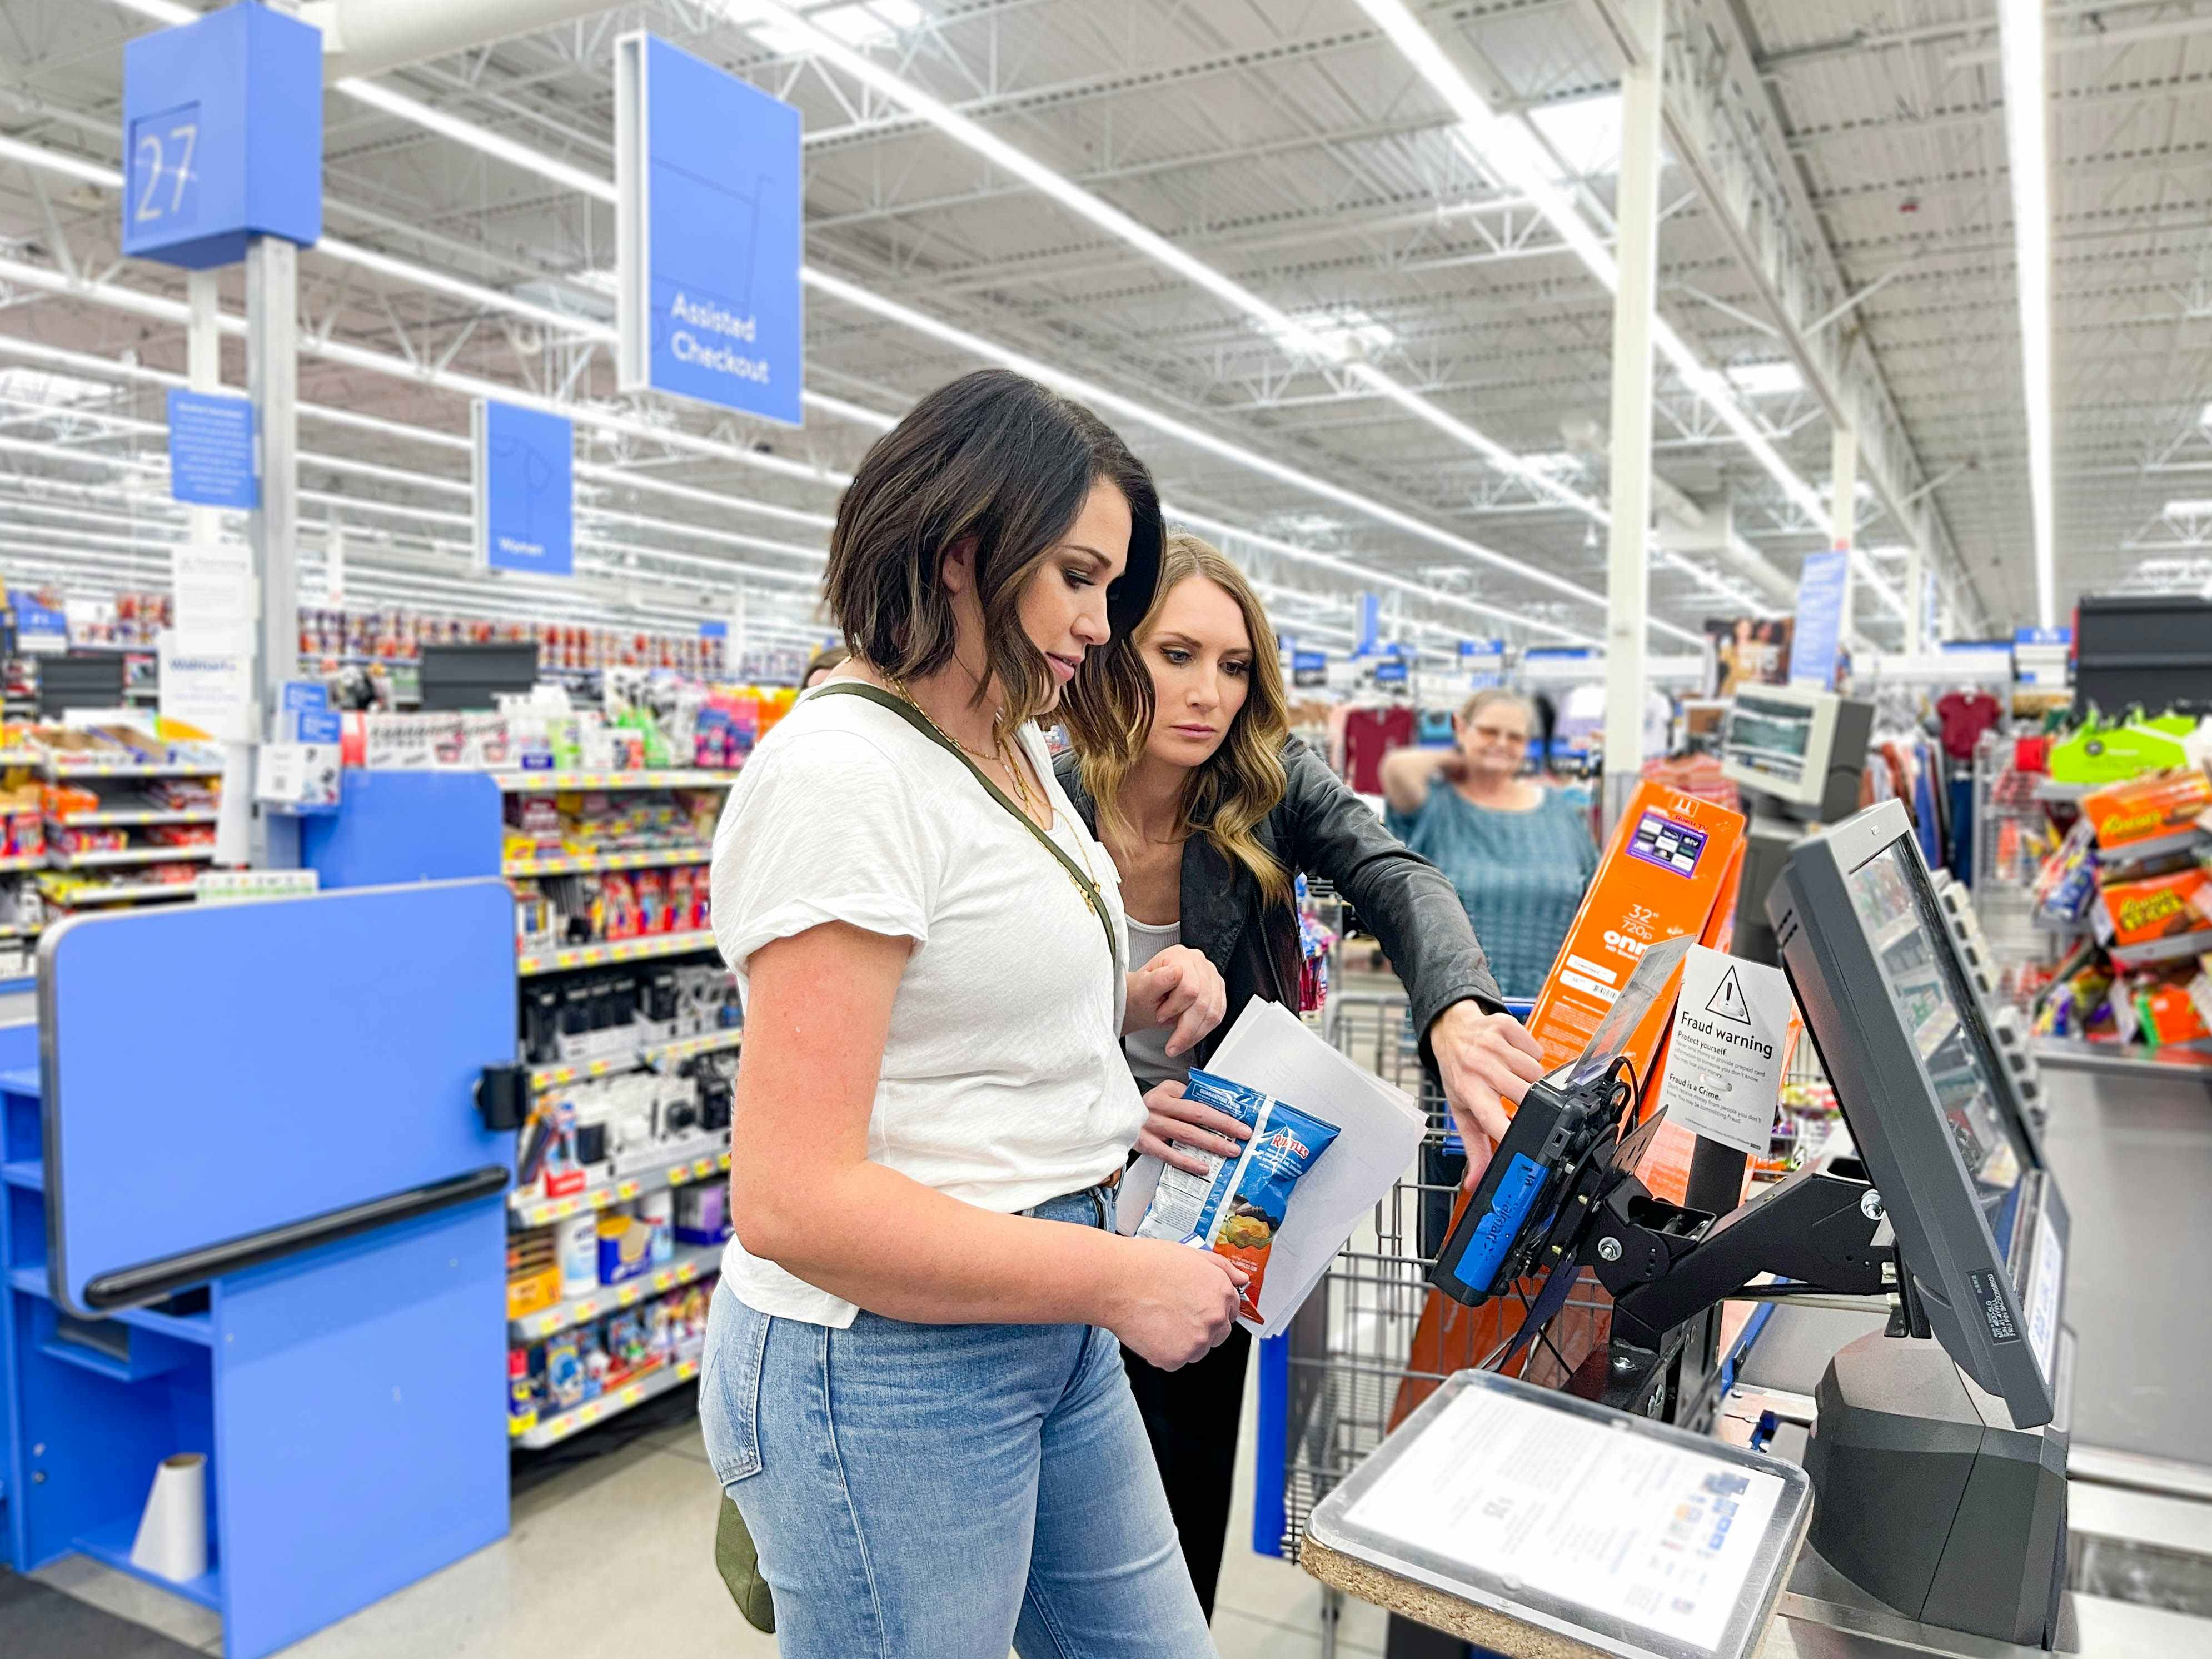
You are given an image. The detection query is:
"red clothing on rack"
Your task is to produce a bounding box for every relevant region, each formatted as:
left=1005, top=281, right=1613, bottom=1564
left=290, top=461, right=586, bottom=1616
left=1935, top=691, right=2002, bottom=761
left=1342, top=705, right=1415, bottom=794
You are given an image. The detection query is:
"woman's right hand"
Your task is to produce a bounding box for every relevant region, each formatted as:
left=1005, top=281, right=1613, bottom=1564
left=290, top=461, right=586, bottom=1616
left=1134, top=1079, right=1253, bottom=1177
left=1108, top=1238, right=1248, bottom=1371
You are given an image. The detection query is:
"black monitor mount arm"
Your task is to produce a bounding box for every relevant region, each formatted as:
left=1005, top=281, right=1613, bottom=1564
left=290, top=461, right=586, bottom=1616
left=1576, top=1159, right=1891, bottom=1418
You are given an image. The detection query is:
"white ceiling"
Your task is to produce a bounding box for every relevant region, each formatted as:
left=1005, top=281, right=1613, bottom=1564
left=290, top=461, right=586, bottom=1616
left=2, top=0, right=2203, bottom=654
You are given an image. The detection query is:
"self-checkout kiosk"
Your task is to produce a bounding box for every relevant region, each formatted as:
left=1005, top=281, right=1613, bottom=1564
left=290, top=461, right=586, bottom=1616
left=1718, top=685, right=1874, bottom=969
left=1312, top=799, right=2071, bottom=1659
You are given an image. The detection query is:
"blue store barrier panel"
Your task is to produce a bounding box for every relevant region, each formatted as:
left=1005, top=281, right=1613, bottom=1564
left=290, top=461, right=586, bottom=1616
left=615, top=32, right=803, bottom=424
left=4, top=881, right=515, bottom=1656
left=121, top=3, right=322, bottom=269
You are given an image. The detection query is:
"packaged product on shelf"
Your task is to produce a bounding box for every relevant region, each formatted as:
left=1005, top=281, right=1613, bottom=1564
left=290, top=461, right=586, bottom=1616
left=674, top=1183, right=732, bottom=1246
left=2111, top=968, right=2212, bottom=1049
left=145, top=823, right=215, bottom=848
left=508, top=1229, right=562, bottom=1320
left=554, top=1212, right=598, bottom=1300
left=639, top=1189, right=676, bottom=1264
left=42, top=782, right=99, bottom=821
left=543, top=1333, right=586, bottom=1409
left=598, top=1207, right=654, bottom=1287
left=2082, top=768, right=2212, bottom=851
left=2098, top=866, right=2212, bottom=948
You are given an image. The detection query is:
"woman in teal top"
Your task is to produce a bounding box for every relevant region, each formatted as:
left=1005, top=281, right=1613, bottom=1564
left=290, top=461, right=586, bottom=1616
left=1379, top=689, right=1600, bottom=1000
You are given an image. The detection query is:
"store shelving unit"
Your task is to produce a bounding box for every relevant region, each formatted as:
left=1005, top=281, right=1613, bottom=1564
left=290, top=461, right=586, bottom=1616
left=509, top=1148, right=731, bottom=1228
left=528, top=1025, right=741, bottom=1091
left=492, top=770, right=736, bottom=792
left=517, top=931, right=717, bottom=977
left=2108, top=931, right=2212, bottom=971
left=511, top=1354, right=701, bottom=1449
left=46, top=846, right=215, bottom=870
left=509, top=1244, right=722, bottom=1343
left=503, top=846, right=710, bottom=877
left=46, top=808, right=216, bottom=828
left=0, top=745, right=225, bottom=993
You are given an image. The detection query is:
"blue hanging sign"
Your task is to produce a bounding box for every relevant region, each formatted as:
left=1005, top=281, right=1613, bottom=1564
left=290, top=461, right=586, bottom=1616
left=120, top=3, right=322, bottom=270
left=616, top=34, right=803, bottom=426
left=699, top=620, right=729, bottom=640
left=1788, top=548, right=1851, bottom=691
left=1459, top=637, right=1504, bottom=657
left=166, top=388, right=258, bottom=509
left=2014, top=626, right=2071, bottom=645
left=1354, top=593, right=1379, bottom=656
left=1373, top=659, right=1409, bottom=686
left=11, top=598, right=68, bottom=655
left=474, top=400, right=575, bottom=578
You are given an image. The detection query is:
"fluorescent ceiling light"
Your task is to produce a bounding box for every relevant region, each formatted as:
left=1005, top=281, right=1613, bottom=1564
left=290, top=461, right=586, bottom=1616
left=2200, top=402, right=2212, bottom=427
left=1996, top=0, right=2056, bottom=630
left=1723, top=361, right=1804, bottom=398
left=1866, top=544, right=1912, bottom=561
left=1526, top=96, right=1623, bottom=183
left=749, top=0, right=923, bottom=54
left=2161, top=499, right=2212, bottom=519
left=0, top=368, right=121, bottom=408
left=1287, top=308, right=1395, bottom=359
left=1518, top=450, right=1585, bottom=475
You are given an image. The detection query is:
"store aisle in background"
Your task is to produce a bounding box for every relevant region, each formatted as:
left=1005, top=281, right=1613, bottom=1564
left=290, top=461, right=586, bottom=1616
left=9, top=1352, right=1388, bottom=1659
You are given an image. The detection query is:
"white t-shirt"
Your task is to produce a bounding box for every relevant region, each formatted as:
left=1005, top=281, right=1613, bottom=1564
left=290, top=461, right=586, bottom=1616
left=710, top=685, right=1143, bottom=1328
left=1121, top=913, right=1189, bottom=1093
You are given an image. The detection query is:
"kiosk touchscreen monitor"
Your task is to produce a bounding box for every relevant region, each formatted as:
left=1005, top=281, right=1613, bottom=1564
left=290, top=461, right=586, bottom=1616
left=1768, top=799, right=2066, bottom=1428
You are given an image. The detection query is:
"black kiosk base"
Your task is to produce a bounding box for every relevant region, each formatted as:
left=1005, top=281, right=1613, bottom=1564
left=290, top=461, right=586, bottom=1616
left=1804, top=1332, right=2071, bottom=1650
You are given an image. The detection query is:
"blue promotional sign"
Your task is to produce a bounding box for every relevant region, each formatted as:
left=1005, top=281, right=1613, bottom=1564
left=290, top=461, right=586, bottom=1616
left=281, top=680, right=330, bottom=714
left=1374, top=659, right=1409, bottom=686
left=11, top=599, right=68, bottom=655
left=616, top=34, right=803, bottom=425
left=1788, top=548, right=1851, bottom=691
left=1292, top=650, right=1328, bottom=674
left=296, top=709, right=343, bottom=744
left=1524, top=646, right=1594, bottom=660
left=1459, top=638, right=1504, bottom=657
left=474, top=401, right=575, bottom=577
left=167, top=388, right=258, bottom=509
left=1354, top=592, right=1379, bottom=656
left=2014, top=626, right=2071, bottom=645
left=121, top=3, right=322, bottom=269
left=699, top=620, right=729, bottom=640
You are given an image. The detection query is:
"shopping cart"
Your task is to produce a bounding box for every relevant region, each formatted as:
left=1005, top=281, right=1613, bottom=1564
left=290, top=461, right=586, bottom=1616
left=1250, top=989, right=1612, bottom=1655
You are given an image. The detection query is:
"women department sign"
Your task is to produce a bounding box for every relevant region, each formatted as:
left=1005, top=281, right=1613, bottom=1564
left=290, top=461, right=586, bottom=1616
left=615, top=33, right=803, bottom=425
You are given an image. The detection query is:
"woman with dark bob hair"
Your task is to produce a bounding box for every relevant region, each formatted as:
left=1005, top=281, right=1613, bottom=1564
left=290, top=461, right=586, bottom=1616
left=701, top=369, right=1238, bottom=1656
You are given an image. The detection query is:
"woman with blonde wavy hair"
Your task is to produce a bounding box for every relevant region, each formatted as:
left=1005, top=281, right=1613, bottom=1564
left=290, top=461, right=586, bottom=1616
left=1054, top=530, right=1544, bottom=1621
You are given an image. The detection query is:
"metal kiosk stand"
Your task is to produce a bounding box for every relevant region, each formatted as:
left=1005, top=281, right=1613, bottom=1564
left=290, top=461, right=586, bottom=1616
left=1316, top=802, right=2077, bottom=1658
left=0, top=880, right=518, bottom=1658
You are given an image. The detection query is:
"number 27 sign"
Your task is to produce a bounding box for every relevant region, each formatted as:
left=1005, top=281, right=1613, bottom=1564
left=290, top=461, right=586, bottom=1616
left=119, top=3, right=321, bottom=270
left=128, top=102, right=202, bottom=236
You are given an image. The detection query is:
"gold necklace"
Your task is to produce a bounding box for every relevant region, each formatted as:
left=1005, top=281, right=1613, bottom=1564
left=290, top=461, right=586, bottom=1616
left=883, top=672, right=1102, bottom=891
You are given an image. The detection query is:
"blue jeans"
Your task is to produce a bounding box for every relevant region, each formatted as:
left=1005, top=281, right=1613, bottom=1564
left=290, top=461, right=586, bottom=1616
left=699, top=1187, right=1217, bottom=1657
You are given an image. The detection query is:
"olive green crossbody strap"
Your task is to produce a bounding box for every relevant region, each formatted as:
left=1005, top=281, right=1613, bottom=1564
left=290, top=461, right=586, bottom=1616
left=806, top=682, right=1120, bottom=973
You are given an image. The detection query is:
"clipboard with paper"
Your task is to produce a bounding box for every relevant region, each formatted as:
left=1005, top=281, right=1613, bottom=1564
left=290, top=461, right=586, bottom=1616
left=1115, top=997, right=1427, bottom=1339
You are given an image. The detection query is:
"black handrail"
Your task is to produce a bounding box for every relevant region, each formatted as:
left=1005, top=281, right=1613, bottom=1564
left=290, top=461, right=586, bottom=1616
left=81, top=1164, right=510, bottom=1312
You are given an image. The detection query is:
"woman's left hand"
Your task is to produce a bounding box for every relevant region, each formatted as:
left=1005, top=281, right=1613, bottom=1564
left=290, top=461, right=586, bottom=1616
left=1125, top=946, right=1228, bottom=1057
left=1427, top=1000, right=1548, bottom=1187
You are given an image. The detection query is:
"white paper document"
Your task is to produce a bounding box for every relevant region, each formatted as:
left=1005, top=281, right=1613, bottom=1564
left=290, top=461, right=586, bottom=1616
left=1344, top=1383, right=1786, bottom=1653
left=1116, top=998, right=1426, bottom=1338
left=1653, top=946, right=1795, bottom=1161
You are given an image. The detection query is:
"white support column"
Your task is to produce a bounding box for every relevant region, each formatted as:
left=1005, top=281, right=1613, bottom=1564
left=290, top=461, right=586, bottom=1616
left=1830, top=421, right=1859, bottom=646
left=246, top=236, right=300, bottom=869
left=1904, top=544, right=1926, bottom=656
left=185, top=271, right=221, bottom=549
left=1602, top=0, right=1666, bottom=834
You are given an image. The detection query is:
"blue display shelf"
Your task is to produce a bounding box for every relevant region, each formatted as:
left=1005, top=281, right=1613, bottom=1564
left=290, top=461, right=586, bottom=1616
left=0, top=883, right=516, bottom=1656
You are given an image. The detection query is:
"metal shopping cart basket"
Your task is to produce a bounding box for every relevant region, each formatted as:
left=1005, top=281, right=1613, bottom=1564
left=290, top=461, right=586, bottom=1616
left=1249, top=989, right=1611, bottom=1651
